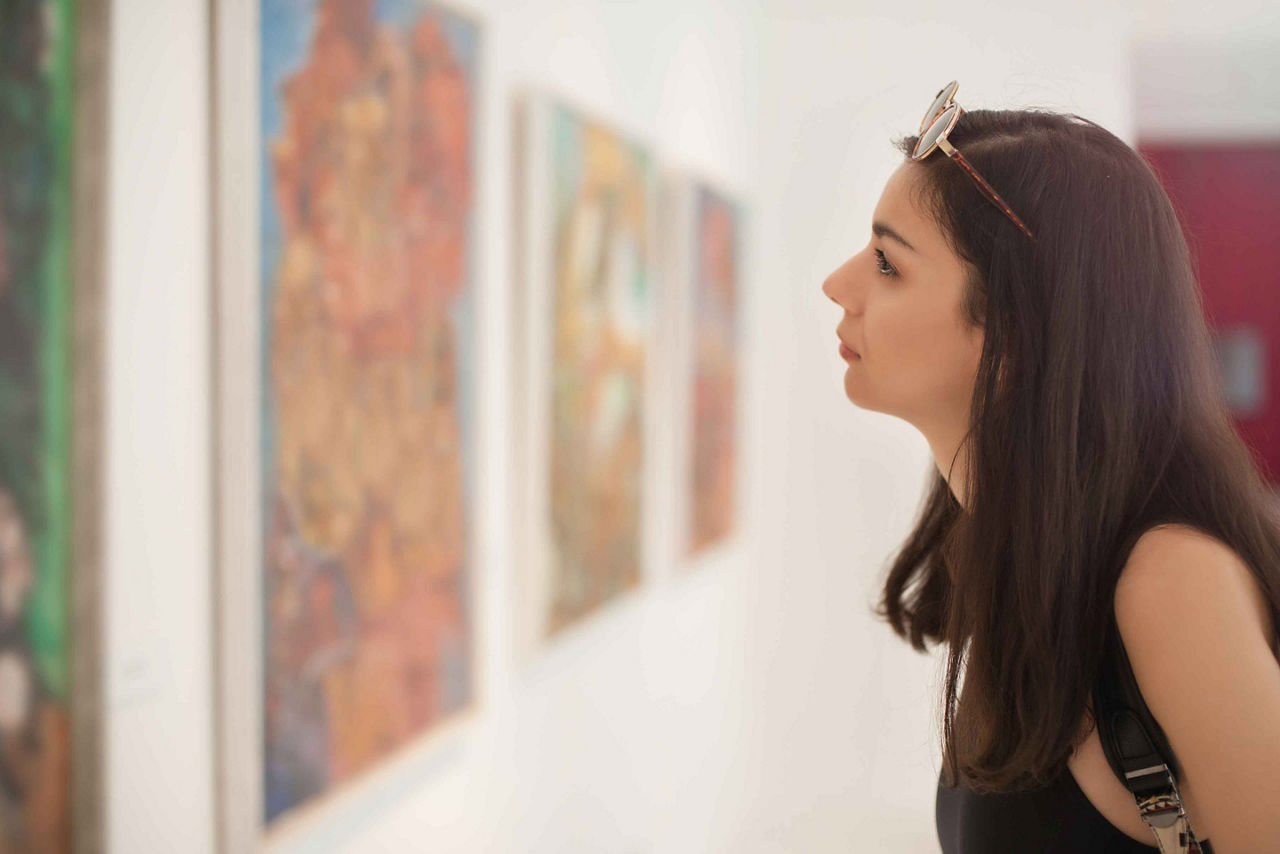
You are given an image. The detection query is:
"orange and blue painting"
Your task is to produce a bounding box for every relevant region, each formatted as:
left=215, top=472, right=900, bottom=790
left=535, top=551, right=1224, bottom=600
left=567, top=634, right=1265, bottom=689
left=689, top=187, right=739, bottom=555
left=546, top=105, right=653, bottom=636
left=0, top=1, right=75, bottom=851
left=260, top=0, right=477, bottom=825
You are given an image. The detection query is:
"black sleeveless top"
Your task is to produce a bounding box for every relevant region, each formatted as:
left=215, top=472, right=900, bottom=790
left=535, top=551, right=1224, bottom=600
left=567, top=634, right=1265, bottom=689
left=936, top=764, right=1213, bottom=852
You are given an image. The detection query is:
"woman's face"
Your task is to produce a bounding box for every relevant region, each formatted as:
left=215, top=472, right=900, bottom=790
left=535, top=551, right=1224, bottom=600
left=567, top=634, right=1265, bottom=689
left=822, top=161, right=984, bottom=432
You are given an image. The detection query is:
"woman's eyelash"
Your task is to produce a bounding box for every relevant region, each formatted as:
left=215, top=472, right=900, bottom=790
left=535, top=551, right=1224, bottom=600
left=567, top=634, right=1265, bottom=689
left=873, top=248, right=897, bottom=277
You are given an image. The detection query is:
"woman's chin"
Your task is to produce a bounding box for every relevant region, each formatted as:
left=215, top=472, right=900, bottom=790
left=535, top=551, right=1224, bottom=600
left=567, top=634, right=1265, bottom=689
left=843, top=369, right=863, bottom=400
left=843, top=375, right=887, bottom=416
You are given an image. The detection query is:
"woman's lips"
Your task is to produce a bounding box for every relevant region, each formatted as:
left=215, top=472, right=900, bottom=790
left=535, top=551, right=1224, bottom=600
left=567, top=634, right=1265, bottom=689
left=839, top=342, right=860, bottom=361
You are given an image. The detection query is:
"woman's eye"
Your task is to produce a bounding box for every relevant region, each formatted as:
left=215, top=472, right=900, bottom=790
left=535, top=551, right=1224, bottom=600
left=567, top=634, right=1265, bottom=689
left=873, top=248, right=896, bottom=277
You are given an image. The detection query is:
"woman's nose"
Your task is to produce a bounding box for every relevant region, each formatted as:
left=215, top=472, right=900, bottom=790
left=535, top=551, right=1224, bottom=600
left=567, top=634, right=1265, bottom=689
left=823, top=266, right=855, bottom=310
left=822, top=272, right=841, bottom=305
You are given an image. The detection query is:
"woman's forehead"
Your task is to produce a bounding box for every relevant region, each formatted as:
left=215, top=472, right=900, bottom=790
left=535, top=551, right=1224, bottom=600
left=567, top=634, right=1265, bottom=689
left=874, top=163, right=945, bottom=259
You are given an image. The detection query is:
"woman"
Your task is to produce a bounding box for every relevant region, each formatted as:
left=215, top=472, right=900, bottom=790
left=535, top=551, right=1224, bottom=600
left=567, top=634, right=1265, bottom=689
left=821, top=82, right=1280, bottom=853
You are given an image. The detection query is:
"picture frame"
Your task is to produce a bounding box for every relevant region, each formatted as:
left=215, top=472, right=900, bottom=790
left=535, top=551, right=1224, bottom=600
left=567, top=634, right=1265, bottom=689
left=511, top=91, right=663, bottom=657
left=660, top=169, right=745, bottom=570
left=211, top=1, right=483, bottom=848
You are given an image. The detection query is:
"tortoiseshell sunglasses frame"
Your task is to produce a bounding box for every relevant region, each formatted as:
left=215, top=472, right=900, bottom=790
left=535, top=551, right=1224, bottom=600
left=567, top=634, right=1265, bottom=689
left=913, top=81, right=1035, bottom=241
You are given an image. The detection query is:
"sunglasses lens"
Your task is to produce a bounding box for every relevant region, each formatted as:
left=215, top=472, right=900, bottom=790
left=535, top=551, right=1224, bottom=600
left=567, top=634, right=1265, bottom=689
left=918, top=81, right=959, bottom=132
left=913, top=104, right=958, bottom=159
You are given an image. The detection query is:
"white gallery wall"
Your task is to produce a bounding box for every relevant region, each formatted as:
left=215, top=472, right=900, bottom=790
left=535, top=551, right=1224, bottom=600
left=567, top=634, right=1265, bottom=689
left=106, top=0, right=215, bottom=849
left=102, top=1, right=1273, bottom=853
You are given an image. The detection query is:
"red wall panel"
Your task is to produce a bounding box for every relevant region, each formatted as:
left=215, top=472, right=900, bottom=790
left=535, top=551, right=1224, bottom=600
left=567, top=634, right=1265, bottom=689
left=1139, top=144, right=1280, bottom=485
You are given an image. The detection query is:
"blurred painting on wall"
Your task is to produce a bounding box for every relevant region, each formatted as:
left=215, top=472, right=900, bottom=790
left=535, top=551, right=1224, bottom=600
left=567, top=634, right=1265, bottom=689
left=213, top=0, right=479, bottom=847
left=0, top=1, right=107, bottom=853
left=661, top=174, right=743, bottom=566
left=686, top=184, right=741, bottom=557
left=514, top=94, right=658, bottom=652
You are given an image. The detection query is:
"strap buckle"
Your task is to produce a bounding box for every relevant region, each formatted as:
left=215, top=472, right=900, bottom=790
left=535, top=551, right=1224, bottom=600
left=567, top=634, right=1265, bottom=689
left=1127, top=764, right=1208, bottom=853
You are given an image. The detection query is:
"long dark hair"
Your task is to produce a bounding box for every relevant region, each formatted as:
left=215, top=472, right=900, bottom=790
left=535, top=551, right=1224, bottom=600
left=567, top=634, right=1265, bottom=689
left=875, top=108, right=1280, bottom=793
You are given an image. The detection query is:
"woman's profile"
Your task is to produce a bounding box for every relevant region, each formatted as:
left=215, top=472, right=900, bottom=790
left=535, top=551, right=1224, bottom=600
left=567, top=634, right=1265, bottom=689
left=822, top=82, right=1280, bottom=853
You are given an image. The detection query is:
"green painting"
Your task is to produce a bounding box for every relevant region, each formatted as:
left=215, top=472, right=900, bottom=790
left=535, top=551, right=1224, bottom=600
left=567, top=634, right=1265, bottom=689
left=0, top=1, right=104, bottom=852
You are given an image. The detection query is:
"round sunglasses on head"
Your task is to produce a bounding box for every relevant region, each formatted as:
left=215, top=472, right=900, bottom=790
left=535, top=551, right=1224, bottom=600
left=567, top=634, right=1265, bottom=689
left=913, top=81, right=1035, bottom=241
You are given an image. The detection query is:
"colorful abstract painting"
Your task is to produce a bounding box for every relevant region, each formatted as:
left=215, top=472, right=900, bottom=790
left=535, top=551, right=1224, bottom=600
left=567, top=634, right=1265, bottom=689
left=258, top=0, right=478, bottom=827
left=541, top=102, right=654, bottom=638
left=0, top=2, right=75, bottom=852
left=688, top=186, right=739, bottom=555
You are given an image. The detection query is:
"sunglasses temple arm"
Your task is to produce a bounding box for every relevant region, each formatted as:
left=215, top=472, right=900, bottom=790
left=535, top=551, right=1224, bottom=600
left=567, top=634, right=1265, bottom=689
left=946, top=146, right=1035, bottom=240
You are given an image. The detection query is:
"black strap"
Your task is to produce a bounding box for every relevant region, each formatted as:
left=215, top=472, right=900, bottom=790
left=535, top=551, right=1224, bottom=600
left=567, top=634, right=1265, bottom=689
left=1093, top=609, right=1213, bottom=852
left=1094, top=609, right=1182, bottom=792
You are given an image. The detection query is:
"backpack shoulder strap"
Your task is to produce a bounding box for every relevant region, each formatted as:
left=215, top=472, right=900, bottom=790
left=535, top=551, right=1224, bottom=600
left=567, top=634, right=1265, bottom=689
left=1093, top=609, right=1213, bottom=853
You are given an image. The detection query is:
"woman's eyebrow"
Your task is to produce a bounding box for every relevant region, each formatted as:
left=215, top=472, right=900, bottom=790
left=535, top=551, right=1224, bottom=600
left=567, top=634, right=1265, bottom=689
left=872, top=221, right=918, bottom=254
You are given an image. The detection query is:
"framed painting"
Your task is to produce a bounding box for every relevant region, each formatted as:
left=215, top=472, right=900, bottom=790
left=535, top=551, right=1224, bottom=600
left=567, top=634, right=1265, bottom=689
left=512, top=92, right=660, bottom=656
left=0, top=0, right=108, bottom=852
left=212, top=0, right=482, bottom=848
left=662, top=173, right=743, bottom=566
